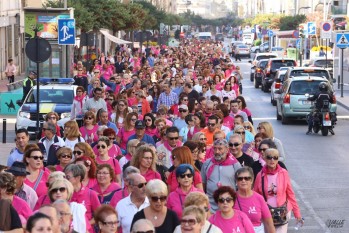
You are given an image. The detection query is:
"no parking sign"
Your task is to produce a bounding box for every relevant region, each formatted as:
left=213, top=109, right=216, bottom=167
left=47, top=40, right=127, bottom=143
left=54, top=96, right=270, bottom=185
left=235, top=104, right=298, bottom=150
left=321, top=21, right=332, bottom=39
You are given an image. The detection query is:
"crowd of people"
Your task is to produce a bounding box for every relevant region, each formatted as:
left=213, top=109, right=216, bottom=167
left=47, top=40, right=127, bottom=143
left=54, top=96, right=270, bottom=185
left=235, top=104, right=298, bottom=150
left=3, top=39, right=303, bottom=233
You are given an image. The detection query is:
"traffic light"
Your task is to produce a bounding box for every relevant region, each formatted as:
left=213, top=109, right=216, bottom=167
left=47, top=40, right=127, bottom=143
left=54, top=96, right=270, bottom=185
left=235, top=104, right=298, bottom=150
left=333, top=0, right=339, bottom=6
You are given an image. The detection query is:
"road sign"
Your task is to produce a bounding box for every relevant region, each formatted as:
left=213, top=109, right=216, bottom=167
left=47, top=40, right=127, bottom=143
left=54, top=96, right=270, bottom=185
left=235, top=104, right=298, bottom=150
left=307, top=22, right=316, bottom=35
left=292, top=30, right=299, bottom=38
left=268, top=30, right=273, bottom=37
left=58, top=18, right=75, bottom=45
left=320, top=21, right=332, bottom=39
left=296, top=39, right=301, bottom=49
left=251, top=28, right=255, bottom=33
left=336, top=33, right=349, bottom=48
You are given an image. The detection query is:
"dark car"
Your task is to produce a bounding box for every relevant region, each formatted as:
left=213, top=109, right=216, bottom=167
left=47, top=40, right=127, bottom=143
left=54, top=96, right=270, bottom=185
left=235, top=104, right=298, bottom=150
left=254, top=59, right=269, bottom=89
left=262, top=58, right=297, bottom=92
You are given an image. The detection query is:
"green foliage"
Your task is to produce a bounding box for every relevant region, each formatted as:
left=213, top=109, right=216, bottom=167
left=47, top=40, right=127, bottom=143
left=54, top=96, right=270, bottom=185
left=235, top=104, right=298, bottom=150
left=279, top=15, right=306, bottom=30
left=254, top=39, right=261, bottom=46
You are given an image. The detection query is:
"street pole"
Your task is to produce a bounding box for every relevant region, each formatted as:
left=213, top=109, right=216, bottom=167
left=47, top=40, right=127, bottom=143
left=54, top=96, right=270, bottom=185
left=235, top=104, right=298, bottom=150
left=341, top=48, right=344, bottom=97
left=300, top=37, right=303, bottom=67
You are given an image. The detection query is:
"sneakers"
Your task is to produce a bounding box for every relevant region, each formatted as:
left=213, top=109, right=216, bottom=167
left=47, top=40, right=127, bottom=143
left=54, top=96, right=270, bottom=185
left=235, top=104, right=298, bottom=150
left=329, top=129, right=335, bottom=135
left=306, top=131, right=312, bottom=135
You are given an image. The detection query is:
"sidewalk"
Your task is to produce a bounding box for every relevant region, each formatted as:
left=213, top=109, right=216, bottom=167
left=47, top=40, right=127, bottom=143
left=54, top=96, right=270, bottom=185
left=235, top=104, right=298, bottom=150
left=334, top=87, right=349, bottom=112
left=0, top=73, right=26, bottom=93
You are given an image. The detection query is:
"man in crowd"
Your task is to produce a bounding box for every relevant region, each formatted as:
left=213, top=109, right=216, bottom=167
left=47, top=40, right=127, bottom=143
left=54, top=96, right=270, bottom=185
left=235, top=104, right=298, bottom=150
left=116, top=173, right=149, bottom=233
left=128, top=120, right=156, bottom=146
left=230, top=99, right=248, bottom=121
left=157, top=82, right=178, bottom=109
left=156, top=127, right=181, bottom=168
left=201, top=115, right=220, bottom=146
left=228, top=133, right=254, bottom=167
left=226, top=115, right=254, bottom=143
left=82, top=87, right=107, bottom=114
left=183, top=82, right=200, bottom=101
left=52, top=200, right=78, bottom=233
left=98, top=109, right=118, bottom=134
left=201, top=139, right=241, bottom=212
left=174, top=104, right=189, bottom=130
left=7, top=128, right=30, bottom=166
left=38, top=205, right=61, bottom=233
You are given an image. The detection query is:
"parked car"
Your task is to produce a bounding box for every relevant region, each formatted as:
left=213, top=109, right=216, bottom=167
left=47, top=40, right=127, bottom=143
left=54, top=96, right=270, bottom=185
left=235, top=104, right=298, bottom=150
left=270, top=69, right=287, bottom=106
left=215, top=33, right=224, bottom=42
left=16, top=78, right=77, bottom=139
left=235, top=44, right=250, bottom=58
left=254, top=59, right=269, bottom=88
left=271, top=47, right=286, bottom=57
left=305, top=57, right=333, bottom=80
left=275, top=76, right=336, bottom=124
left=283, top=67, right=334, bottom=84
left=249, top=52, right=278, bottom=81
left=258, top=42, right=269, bottom=53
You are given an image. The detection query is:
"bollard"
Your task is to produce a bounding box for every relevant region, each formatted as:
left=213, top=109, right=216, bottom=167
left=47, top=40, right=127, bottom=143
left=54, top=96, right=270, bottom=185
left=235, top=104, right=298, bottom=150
left=2, top=119, right=6, bottom=144
left=338, top=75, right=340, bottom=90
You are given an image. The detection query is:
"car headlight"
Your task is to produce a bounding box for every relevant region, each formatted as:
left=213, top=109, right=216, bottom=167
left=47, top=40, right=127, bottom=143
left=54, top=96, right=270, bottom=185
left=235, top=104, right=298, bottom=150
left=19, top=111, right=30, bottom=119
left=61, top=113, right=71, bottom=119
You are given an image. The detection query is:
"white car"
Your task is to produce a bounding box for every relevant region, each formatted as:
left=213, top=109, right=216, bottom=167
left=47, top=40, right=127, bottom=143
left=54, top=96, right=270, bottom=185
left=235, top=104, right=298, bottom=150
left=270, top=69, right=287, bottom=106
left=16, top=78, right=77, bottom=138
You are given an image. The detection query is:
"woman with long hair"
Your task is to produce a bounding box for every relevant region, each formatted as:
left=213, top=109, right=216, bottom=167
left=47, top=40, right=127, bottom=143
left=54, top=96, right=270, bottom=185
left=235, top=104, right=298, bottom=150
left=221, top=78, right=237, bottom=100
left=116, top=112, right=138, bottom=152
left=55, top=147, right=73, bottom=172
left=151, top=84, right=161, bottom=113
left=144, top=113, right=157, bottom=137
left=79, top=111, right=99, bottom=144
left=111, top=99, right=129, bottom=129
left=73, top=142, right=96, bottom=160
left=64, top=120, right=85, bottom=150
left=75, top=156, right=97, bottom=189
left=130, top=145, right=161, bottom=181
left=70, top=86, right=88, bottom=121
left=236, top=96, right=253, bottom=124
left=187, top=112, right=206, bottom=140
left=170, top=93, right=189, bottom=117
left=135, top=90, right=151, bottom=118
left=127, top=88, right=137, bottom=107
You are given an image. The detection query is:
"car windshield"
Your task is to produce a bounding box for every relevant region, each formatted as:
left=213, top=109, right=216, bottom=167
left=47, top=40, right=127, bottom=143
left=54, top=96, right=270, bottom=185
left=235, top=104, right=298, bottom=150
left=289, top=80, right=323, bottom=95
left=278, top=74, right=286, bottom=81
left=257, top=55, right=277, bottom=61
left=271, top=60, right=295, bottom=69
left=290, top=69, right=330, bottom=79
left=26, top=89, right=74, bottom=104
left=238, top=45, right=248, bottom=48
left=314, top=60, right=334, bottom=67
left=272, top=47, right=284, bottom=51
left=258, top=61, right=269, bottom=68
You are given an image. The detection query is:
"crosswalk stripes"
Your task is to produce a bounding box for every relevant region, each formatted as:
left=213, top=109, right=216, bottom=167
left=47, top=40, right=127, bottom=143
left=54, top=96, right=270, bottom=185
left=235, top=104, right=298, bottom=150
left=243, top=96, right=270, bottom=103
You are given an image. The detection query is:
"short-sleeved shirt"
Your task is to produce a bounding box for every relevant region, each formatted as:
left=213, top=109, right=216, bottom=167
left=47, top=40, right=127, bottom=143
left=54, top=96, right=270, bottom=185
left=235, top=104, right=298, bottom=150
left=167, top=170, right=202, bottom=192
left=209, top=210, right=255, bottom=233
left=95, top=156, right=122, bottom=175
left=117, top=128, right=136, bottom=150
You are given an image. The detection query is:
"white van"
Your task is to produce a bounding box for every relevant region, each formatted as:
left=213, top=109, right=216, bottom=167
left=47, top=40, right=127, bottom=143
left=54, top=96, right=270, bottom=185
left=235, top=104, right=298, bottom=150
left=197, top=32, right=212, bottom=40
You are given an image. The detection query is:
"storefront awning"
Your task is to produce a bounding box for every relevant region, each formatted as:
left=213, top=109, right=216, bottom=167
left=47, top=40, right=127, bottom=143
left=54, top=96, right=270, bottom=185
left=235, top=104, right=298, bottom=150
left=275, top=30, right=295, bottom=39
left=100, top=29, right=132, bottom=44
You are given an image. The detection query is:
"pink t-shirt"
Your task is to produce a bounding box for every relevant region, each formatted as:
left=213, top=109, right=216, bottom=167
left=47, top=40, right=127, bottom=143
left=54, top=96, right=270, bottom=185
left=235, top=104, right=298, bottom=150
left=167, top=186, right=203, bottom=219
left=117, top=128, right=136, bottom=150
left=33, top=194, right=51, bottom=211
left=266, top=173, right=278, bottom=207
left=145, top=127, right=157, bottom=137
left=109, top=188, right=129, bottom=208
left=93, top=144, right=122, bottom=159
left=127, top=97, right=137, bottom=107
left=80, top=125, right=99, bottom=144
left=233, top=192, right=271, bottom=226
left=209, top=210, right=255, bottom=233
left=95, top=156, right=122, bottom=175
left=13, top=195, right=33, bottom=221
left=85, top=178, right=98, bottom=189
left=167, top=170, right=202, bottom=192
left=242, top=108, right=252, bottom=117
left=24, top=169, right=50, bottom=198
left=223, top=116, right=234, bottom=130
left=141, top=169, right=161, bottom=182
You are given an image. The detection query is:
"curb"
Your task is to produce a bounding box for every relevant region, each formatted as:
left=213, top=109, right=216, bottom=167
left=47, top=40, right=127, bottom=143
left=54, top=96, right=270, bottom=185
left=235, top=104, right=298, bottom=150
left=337, top=100, right=349, bottom=111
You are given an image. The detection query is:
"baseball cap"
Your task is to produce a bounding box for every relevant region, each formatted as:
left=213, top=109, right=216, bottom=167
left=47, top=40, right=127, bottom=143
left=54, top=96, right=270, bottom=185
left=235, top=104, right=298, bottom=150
left=178, top=104, right=188, bottom=110
left=135, top=120, right=146, bottom=129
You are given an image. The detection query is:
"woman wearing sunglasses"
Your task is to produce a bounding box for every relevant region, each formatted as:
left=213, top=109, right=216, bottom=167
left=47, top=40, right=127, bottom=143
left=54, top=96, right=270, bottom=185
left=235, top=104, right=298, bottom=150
left=55, top=147, right=73, bottom=172
left=80, top=111, right=99, bottom=144
left=95, top=137, right=121, bottom=185
left=167, top=164, right=204, bottom=219
left=71, top=86, right=88, bottom=122
left=236, top=96, right=253, bottom=125
left=94, top=204, right=119, bottom=233
left=234, top=167, right=275, bottom=233
left=131, top=179, right=180, bottom=233
left=130, top=145, right=161, bottom=182
left=143, top=113, right=157, bottom=137
left=73, top=142, right=96, bottom=161
left=23, top=146, right=50, bottom=198
left=209, top=186, right=254, bottom=233
left=111, top=99, right=129, bottom=129
left=254, top=149, right=303, bottom=233
left=92, top=164, right=121, bottom=205
left=48, top=178, right=73, bottom=203
left=221, top=78, right=237, bottom=101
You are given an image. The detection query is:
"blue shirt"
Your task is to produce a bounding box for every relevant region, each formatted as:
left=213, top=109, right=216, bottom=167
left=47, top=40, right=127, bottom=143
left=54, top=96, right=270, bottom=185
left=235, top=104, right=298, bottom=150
left=226, top=130, right=254, bottom=143
left=174, top=118, right=187, bottom=132
left=98, top=121, right=119, bottom=134
left=7, top=148, right=24, bottom=167
left=128, top=134, right=156, bottom=147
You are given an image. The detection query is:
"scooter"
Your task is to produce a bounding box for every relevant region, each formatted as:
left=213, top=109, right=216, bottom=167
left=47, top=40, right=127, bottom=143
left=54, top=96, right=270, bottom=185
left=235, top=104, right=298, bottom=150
left=305, top=94, right=337, bottom=136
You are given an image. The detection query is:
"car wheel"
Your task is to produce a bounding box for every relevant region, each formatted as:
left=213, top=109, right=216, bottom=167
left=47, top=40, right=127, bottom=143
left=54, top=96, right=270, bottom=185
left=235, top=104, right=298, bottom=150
left=281, top=113, right=290, bottom=125
left=276, top=107, right=281, bottom=120
left=254, top=78, right=259, bottom=88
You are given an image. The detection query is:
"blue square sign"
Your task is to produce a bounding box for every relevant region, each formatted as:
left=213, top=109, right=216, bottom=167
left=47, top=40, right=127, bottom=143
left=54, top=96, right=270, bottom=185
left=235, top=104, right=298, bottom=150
left=58, top=19, right=75, bottom=45
left=336, top=33, right=349, bottom=49
left=307, top=22, right=316, bottom=35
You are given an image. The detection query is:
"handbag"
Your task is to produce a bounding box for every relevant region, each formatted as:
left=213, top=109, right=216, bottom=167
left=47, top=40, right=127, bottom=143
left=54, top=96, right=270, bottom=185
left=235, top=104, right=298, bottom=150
left=262, top=175, right=288, bottom=226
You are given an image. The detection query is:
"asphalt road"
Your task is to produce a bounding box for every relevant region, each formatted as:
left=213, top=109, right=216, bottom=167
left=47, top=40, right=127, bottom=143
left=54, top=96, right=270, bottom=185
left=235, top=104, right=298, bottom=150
left=1, top=56, right=349, bottom=232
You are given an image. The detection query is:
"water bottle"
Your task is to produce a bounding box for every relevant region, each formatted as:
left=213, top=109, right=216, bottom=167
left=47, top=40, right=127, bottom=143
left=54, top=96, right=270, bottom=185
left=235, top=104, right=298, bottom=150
left=294, top=218, right=305, bottom=230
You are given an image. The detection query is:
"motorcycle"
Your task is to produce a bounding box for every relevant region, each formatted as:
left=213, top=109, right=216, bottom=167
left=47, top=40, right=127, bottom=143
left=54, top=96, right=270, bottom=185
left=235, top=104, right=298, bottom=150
left=305, top=93, right=337, bottom=136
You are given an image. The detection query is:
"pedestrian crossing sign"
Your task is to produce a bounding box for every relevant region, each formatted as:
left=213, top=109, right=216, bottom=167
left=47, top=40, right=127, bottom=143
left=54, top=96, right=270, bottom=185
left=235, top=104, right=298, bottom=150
left=336, top=33, right=349, bottom=49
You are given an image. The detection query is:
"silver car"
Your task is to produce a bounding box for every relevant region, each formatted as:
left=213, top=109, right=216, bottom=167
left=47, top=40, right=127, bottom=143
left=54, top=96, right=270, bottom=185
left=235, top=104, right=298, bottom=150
left=270, top=69, right=287, bottom=106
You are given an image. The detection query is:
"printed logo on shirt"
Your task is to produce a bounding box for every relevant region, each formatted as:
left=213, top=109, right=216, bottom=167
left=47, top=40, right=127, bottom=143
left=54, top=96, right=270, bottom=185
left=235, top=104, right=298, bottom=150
left=232, top=227, right=242, bottom=233
left=268, top=183, right=277, bottom=196
left=248, top=206, right=257, bottom=214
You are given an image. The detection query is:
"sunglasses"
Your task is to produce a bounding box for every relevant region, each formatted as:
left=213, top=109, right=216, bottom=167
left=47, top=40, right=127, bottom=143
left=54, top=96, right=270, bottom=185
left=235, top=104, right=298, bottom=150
left=145, top=119, right=152, bottom=122
left=168, top=137, right=179, bottom=140
left=181, top=218, right=197, bottom=226
left=97, top=145, right=107, bottom=149
left=226, top=83, right=231, bottom=85
left=237, top=176, right=252, bottom=182
left=235, top=131, right=245, bottom=135
left=102, top=221, right=119, bottom=227
left=244, top=126, right=251, bottom=129
left=259, top=148, right=268, bottom=152
left=131, top=118, right=138, bottom=122
left=257, top=127, right=263, bottom=130
left=179, top=173, right=193, bottom=179
left=207, top=123, right=216, bottom=127
left=73, top=150, right=83, bottom=155
left=30, top=156, right=44, bottom=160
left=84, top=117, right=93, bottom=120
left=199, top=137, right=207, bottom=141
left=94, top=72, right=100, bottom=74
left=134, top=182, right=147, bottom=189
left=150, top=196, right=167, bottom=202
left=218, top=197, right=234, bottom=204
left=107, top=98, right=114, bottom=101
left=202, top=86, right=207, bottom=88
left=179, top=109, right=187, bottom=113
left=182, top=99, right=188, bottom=101
left=48, top=117, right=56, bottom=120
left=60, top=154, right=72, bottom=159
left=78, top=70, right=83, bottom=71
left=229, top=142, right=241, bottom=147
left=266, top=155, right=279, bottom=160
left=237, top=101, right=242, bottom=103
left=51, top=187, right=66, bottom=193
left=118, top=104, right=125, bottom=107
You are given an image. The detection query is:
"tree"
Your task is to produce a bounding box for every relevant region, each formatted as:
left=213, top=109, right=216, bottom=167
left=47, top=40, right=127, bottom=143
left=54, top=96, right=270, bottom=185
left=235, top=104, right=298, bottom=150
left=279, top=15, right=306, bottom=30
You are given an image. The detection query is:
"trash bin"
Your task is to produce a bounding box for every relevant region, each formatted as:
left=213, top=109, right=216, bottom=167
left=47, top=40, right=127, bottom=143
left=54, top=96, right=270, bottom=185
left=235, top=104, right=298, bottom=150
left=286, top=48, right=299, bottom=60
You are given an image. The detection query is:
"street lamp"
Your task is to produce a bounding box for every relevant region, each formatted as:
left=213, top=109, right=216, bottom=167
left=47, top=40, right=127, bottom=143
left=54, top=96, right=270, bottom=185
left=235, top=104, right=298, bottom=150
left=298, top=6, right=311, bottom=14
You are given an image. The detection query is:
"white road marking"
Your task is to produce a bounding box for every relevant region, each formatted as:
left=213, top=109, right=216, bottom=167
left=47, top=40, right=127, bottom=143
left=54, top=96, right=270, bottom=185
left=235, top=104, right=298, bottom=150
left=291, top=179, right=331, bottom=233
left=0, top=118, right=16, bottom=123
